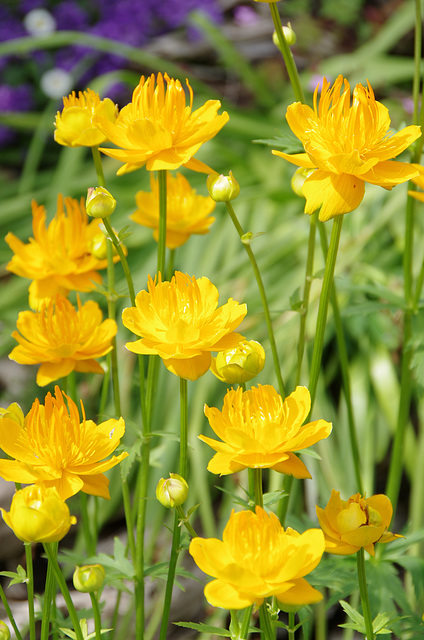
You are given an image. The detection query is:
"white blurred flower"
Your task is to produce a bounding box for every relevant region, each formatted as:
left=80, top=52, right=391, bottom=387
left=40, top=69, right=72, bottom=99
left=24, top=8, right=56, bottom=36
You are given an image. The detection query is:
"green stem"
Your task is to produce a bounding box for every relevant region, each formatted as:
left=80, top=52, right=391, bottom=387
left=166, top=248, right=175, bottom=281
left=296, top=212, right=317, bottom=386
left=158, top=511, right=181, bottom=640
left=90, top=592, right=103, bottom=640
left=253, top=468, right=263, bottom=508
left=268, top=3, right=304, bottom=103
left=157, top=170, right=167, bottom=276
left=308, top=215, right=344, bottom=411
left=288, top=611, right=296, bottom=640
left=230, top=610, right=241, bottom=638
left=240, top=606, right=253, bottom=639
left=79, top=492, right=96, bottom=556
left=41, top=542, right=58, bottom=640
left=318, top=221, right=363, bottom=494
left=92, top=146, right=106, bottom=187
left=180, top=378, right=188, bottom=478
left=356, top=549, right=374, bottom=640
left=176, top=505, right=198, bottom=538
left=43, top=543, right=84, bottom=640
left=259, top=603, right=275, bottom=640
left=225, top=201, right=286, bottom=398
left=0, top=583, right=23, bottom=640
left=24, top=543, right=35, bottom=640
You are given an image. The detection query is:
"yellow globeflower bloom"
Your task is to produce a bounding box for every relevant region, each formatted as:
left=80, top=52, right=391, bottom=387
left=316, top=490, right=402, bottom=557
left=201, top=385, right=332, bottom=478
left=122, top=272, right=247, bottom=381
left=96, top=73, right=229, bottom=175
left=190, top=506, right=325, bottom=609
left=54, top=88, right=117, bottom=147
left=131, top=172, right=215, bottom=248
left=272, top=75, right=421, bottom=221
left=1, top=485, right=76, bottom=543
left=5, top=195, right=118, bottom=310
left=0, top=386, right=127, bottom=500
left=9, top=294, right=117, bottom=387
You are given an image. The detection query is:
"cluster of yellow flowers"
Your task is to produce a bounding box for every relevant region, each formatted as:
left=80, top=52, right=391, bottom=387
left=1, top=68, right=410, bottom=618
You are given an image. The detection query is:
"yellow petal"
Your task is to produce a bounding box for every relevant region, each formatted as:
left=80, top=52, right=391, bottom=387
left=302, top=171, right=365, bottom=221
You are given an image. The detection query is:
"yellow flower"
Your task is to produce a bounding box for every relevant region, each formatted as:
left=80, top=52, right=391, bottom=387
left=1, top=485, right=76, bottom=543
left=189, top=506, right=325, bottom=609
left=9, top=294, right=117, bottom=387
left=408, top=163, right=424, bottom=202
left=201, top=385, right=332, bottom=478
left=122, top=272, right=247, bottom=381
left=210, top=339, right=265, bottom=384
left=54, top=88, right=117, bottom=147
left=316, top=489, right=402, bottom=556
left=5, top=195, right=118, bottom=309
left=272, top=75, right=421, bottom=221
left=131, top=172, right=215, bottom=249
left=0, top=386, right=127, bottom=500
left=96, top=72, right=229, bottom=175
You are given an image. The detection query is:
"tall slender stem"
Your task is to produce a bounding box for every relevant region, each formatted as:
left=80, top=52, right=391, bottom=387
left=308, top=215, right=344, bottom=411
left=225, top=201, right=286, bottom=398
left=157, top=170, right=167, bottom=276
left=296, top=213, right=317, bottom=386
left=356, top=549, right=374, bottom=640
left=180, top=378, right=188, bottom=478
left=0, top=583, right=23, bottom=640
left=259, top=603, right=275, bottom=640
left=288, top=611, right=296, bottom=640
left=268, top=3, right=304, bottom=103
left=253, top=468, right=263, bottom=508
left=90, top=593, right=103, bottom=640
left=24, top=543, right=35, bottom=640
left=158, top=511, right=181, bottom=640
left=43, top=543, right=84, bottom=640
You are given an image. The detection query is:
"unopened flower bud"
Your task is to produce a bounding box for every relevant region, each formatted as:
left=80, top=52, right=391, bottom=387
left=73, top=564, right=106, bottom=593
left=291, top=167, right=315, bottom=197
left=207, top=171, right=240, bottom=202
left=0, top=621, right=10, bottom=640
left=0, top=402, right=24, bottom=426
left=156, top=473, right=189, bottom=508
left=273, top=24, right=296, bottom=49
left=89, top=230, right=118, bottom=260
left=86, top=187, right=116, bottom=218
left=211, top=340, right=265, bottom=384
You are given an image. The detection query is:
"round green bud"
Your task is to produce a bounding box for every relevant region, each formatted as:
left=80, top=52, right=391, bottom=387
left=291, top=167, right=315, bottom=197
left=89, top=229, right=118, bottom=260
left=211, top=340, right=265, bottom=384
left=73, top=564, right=106, bottom=593
left=86, top=186, right=117, bottom=219
left=273, top=24, right=296, bottom=50
left=0, top=621, right=10, bottom=640
left=156, top=473, right=189, bottom=508
left=207, top=171, right=240, bottom=202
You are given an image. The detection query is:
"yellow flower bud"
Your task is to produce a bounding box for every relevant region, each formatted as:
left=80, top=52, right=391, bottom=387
left=273, top=24, right=297, bottom=49
left=207, top=171, right=240, bottom=202
left=73, top=564, right=106, bottom=593
left=291, top=167, right=315, bottom=198
left=211, top=340, right=265, bottom=384
left=86, top=187, right=117, bottom=219
left=89, top=230, right=118, bottom=260
left=156, top=473, right=189, bottom=508
left=0, top=402, right=25, bottom=427
left=1, top=485, right=77, bottom=543
left=0, top=621, right=10, bottom=640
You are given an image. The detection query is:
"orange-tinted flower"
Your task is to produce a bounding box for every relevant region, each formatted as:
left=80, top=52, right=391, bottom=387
left=5, top=195, right=118, bottom=309
left=273, top=76, right=421, bottom=221
left=131, top=172, right=215, bottom=248
left=316, top=490, right=402, bottom=556
left=0, top=386, right=127, bottom=500
left=54, top=88, right=117, bottom=147
left=190, top=506, right=324, bottom=609
left=96, top=73, right=229, bottom=174
left=1, top=485, right=76, bottom=543
left=201, top=385, right=331, bottom=478
left=9, top=294, right=117, bottom=386
left=122, top=272, right=246, bottom=381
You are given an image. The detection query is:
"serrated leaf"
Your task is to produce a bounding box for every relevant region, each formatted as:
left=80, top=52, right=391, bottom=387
left=215, top=485, right=252, bottom=509
left=262, top=490, right=287, bottom=507
left=0, top=565, right=28, bottom=586
left=173, top=622, right=232, bottom=636
left=338, top=600, right=366, bottom=634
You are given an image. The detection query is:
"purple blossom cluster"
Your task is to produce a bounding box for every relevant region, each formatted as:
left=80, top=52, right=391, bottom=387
left=0, top=0, right=222, bottom=148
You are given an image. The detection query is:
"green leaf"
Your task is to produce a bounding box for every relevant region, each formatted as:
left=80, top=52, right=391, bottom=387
left=173, top=622, right=232, bottom=636
left=0, top=565, right=28, bottom=586
left=338, top=600, right=366, bottom=635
